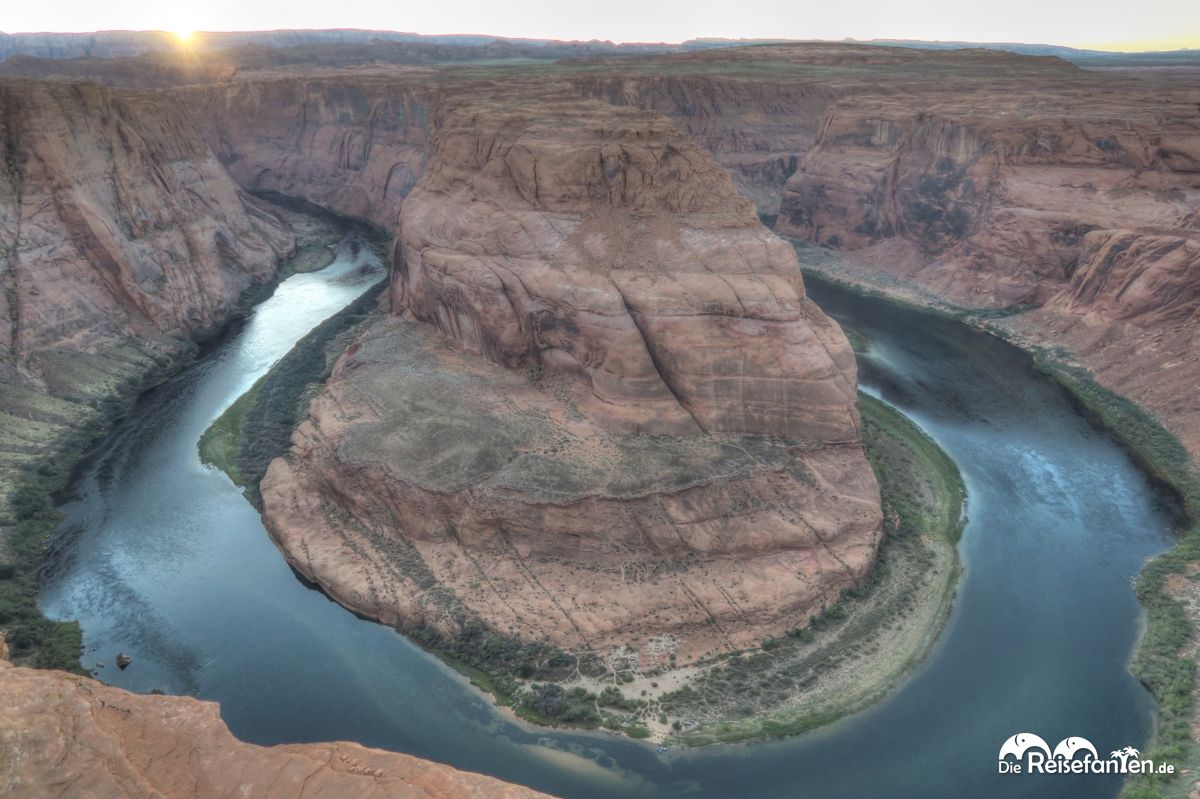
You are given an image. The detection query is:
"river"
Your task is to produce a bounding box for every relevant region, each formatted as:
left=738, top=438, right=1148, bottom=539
left=39, top=255, right=1176, bottom=798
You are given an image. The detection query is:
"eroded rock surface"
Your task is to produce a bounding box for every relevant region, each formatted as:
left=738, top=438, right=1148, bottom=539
left=183, top=75, right=437, bottom=229
left=262, top=85, right=882, bottom=666
left=0, top=78, right=295, bottom=520
left=0, top=653, right=553, bottom=799
left=776, top=63, right=1200, bottom=311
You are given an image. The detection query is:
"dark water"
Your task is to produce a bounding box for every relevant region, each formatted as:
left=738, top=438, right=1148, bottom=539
left=40, top=262, right=1175, bottom=798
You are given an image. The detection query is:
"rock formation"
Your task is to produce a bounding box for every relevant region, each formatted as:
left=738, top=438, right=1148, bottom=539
left=0, top=650, right=553, bottom=798
left=182, top=76, right=437, bottom=229
left=260, top=83, right=883, bottom=666
left=776, top=64, right=1200, bottom=309
left=570, top=70, right=838, bottom=215
left=0, top=78, right=296, bottom=517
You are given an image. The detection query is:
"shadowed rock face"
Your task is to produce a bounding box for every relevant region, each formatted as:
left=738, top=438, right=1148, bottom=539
left=0, top=653, right=554, bottom=799
left=0, top=79, right=295, bottom=517
left=261, top=84, right=882, bottom=666
left=569, top=72, right=838, bottom=215
left=0, top=80, right=293, bottom=360
left=777, top=87, right=1200, bottom=309
left=182, top=75, right=437, bottom=230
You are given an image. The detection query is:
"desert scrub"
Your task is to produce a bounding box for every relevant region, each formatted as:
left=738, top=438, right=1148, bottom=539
left=652, top=393, right=964, bottom=745
left=407, top=619, right=612, bottom=730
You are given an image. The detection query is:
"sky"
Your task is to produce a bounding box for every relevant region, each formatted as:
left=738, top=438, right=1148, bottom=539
left=3, top=0, right=1198, bottom=52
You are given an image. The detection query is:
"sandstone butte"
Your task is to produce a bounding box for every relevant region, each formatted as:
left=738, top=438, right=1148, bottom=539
left=0, top=637, right=554, bottom=799
left=258, top=82, right=883, bottom=666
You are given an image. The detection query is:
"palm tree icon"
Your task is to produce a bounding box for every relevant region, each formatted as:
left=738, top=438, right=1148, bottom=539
left=1111, top=747, right=1141, bottom=771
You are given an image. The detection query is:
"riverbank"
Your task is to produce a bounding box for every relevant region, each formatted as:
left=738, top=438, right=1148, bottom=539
left=637, top=393, right=965, bottom=745
left=796, top=242, right=1200, bottom=799
left=0, top=202, right=351, bottom=672
left=202, top=296, right=966, bottom=746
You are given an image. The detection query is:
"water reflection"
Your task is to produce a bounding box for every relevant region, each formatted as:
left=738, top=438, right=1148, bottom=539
left=40, top=264, right=1175, bottom=799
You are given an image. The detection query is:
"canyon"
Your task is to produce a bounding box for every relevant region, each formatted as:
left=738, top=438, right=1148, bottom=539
left=0, top=77, right=302, bottom=548
left=0, top=35, right=1198, bottom=796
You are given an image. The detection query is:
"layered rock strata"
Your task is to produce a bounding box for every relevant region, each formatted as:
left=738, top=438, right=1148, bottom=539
left=261, top=85, right=883, bottom=666
left=0, top=78, right=295, bottom=521
left=182, top=75, right=437, bottom=230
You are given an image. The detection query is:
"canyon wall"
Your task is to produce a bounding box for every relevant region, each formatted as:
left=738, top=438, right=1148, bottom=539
left=776, top=81, right=1200, bottom=308
left=0, top=79, right=296, bottom=523
left=570, top=71, right=838, bottom=215
left=260, top=83, right=882, bottom=667
left=0, top=648, right=553, bottom=799
left=752, top=49, right=1200, bottom=457
left=181, top=75, right=437, bottom=229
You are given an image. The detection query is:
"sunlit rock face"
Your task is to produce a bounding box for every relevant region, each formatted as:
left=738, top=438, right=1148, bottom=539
left=261, top=82, right=883, bottom=667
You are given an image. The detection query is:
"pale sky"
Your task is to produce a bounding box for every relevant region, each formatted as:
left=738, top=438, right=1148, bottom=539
left=3, top=0, right=1199, bottom=52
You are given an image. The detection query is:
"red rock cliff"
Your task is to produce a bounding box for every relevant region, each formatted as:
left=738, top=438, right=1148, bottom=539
left=182, top=75, right=436, bottom=229
left=0, top=78, right=295, bottom=517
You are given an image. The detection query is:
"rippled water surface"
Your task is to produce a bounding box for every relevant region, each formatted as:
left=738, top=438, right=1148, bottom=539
left=41, top=264, right=1175, bottom=798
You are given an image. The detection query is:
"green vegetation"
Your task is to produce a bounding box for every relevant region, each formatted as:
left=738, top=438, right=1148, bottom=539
left=199, top=282, right=386, bottom=505
left=0, top=208, right=351, bottom=671
left=841, top=324, right=871, bottom=354
left=860, top=393, right=965, bottom=545
left=408, top=621, right=608, bottom=726
left=0, top=353, right=187, bottom=672
left=198, top=384, right=258, bottom=488
left=0, top=494, right=86, bottom=671
left=652, top=393, right=965, bottom=745
left=1034, top=360, right=1200, bottom=799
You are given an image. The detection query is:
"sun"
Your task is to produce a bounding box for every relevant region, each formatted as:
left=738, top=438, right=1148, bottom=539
left=173, top=30, right=194, bottom=44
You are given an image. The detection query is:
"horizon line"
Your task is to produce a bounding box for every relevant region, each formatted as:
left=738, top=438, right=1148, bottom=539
left=1, top=27, right=1198, bottom=55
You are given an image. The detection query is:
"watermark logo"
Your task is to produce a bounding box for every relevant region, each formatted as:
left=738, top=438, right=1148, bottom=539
left=998, top=734, right=1174, bottom=776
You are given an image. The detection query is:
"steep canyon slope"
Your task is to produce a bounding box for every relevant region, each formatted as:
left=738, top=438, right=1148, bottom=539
left=259, top=82, right=883, bottom=668
left=181, top=74, right=438, bottom=229
left=0, top=78, right=297, bottom=549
